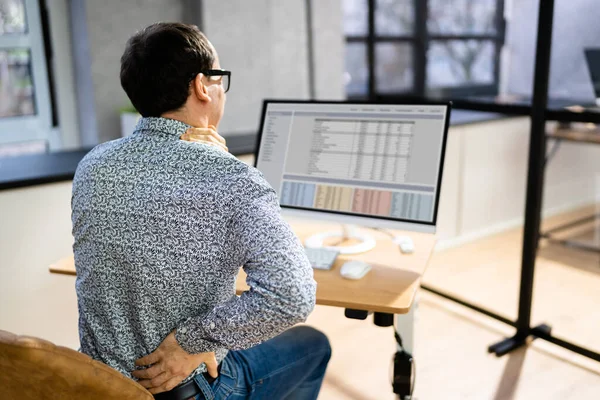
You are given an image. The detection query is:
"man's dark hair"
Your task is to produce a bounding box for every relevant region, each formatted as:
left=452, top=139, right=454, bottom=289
left=120, top=22, right=215, bottom=117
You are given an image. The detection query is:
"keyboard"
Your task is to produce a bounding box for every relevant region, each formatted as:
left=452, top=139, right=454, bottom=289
left=304, top=247, right=340, bottom=271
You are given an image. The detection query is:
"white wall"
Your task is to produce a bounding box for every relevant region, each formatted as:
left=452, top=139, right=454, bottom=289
left=79, top=0, right=187, bottom=143
left=203, top=0, right=344, bottom=135
left=311, top=0, right=345, bottom=101
left=0, top=182, right=79, bottom=348
left=203, top=0, right=309, bottom=135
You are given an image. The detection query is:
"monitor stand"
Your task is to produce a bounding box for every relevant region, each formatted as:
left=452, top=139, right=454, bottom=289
left=304, top=224, right=377, bottom=255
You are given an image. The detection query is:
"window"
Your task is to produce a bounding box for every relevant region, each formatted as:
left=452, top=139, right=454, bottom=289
left=0, top=0, right=54, bottom=148
left=343, top=0, right=505, bottom=99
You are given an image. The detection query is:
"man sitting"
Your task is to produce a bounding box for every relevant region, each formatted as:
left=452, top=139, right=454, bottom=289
left=71, top=22, right=331, bottom=399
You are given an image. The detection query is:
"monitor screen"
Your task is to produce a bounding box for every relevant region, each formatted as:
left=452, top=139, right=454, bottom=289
left=585, top=49, right=600, bottom=98
left=255, top=101, right=450, bottom=227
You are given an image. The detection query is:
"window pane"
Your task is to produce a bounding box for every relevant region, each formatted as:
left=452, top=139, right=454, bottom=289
left=375, top=43, right=413, bottom=93
left=0, top=0, right=26, bottom=34
left=428, top=0, right=497, bottom=35
left=0, top=139, right=46, bottom=158
left=345, top=42, right=368, bottom=96
left=0, top=49, right=35, bottom=118
left=426, top=40, right=494, bottom=89
left=343, top=0, right=367, bottom=36
left=375, top=0, right=414, bottom=36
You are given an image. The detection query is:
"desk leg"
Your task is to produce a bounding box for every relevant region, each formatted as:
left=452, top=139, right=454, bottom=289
left=393, top=294, right=417, bottom=399
left=395, top=293, right=417, bottom=355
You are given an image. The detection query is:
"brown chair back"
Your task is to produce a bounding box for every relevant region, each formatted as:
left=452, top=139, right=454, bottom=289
left=0, top=330, right=152, bottom=400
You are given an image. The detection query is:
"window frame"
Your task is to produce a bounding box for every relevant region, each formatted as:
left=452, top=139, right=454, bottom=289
left=0, top=0, right=55, bottom=148
left=345, top=0, right=506, bottom=100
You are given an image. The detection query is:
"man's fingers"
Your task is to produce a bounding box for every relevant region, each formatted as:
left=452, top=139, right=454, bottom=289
left=132, top=364, right=163, bottom=380
left=214, top=133, right=226, bottom=146
left=150, top=370, right=172, bottom=389
left=184, top=127, right=226, bottom=145
left=138, top=379, right=152, bottom=389
left=137, top=371, right=167, bottom=389
left=184, top=127, right=217, bottom=138
left=180, top=126, right=228, bottom=153
left=184, top=138, right=228, bottom=153
left=191, top=139, right=227, bottom=152
left=207, top=125, right=226, bottom=145
left=187, top=134, right=223, bottom=147
left=135, top=351, right=160, bottom=367
left=182, top=133, right=226, bottom=147
left=202, top=135, right=222, bottom=146
left=148, top=376, right=184, bottom=395
left=138, top=371, right=169, bottom=389
left=205, top=354, right=219, bottom=378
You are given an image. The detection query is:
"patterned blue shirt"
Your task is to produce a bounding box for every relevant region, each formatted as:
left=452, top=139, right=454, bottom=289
left=71, top=117, right=316, bottom=381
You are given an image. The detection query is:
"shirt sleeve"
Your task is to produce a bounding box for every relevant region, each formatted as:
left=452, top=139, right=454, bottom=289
left=174, top=166, right=316, bottom=353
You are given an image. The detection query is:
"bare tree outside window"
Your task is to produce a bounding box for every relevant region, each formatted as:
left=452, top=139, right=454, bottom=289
left=0, top=0, right=53, bottom=149
left=427, top=0, right=497, bottom=89
left=0, top=0, right=26, bottom=34
left=0, top=0, right=34, bottom=118
left=428, top=40, right=494, bottom=88
left=343, top=0, right=369, bottom=95
left=375, top=0, right=414, bottom=93
left=428, top=0, right=496, bottom=34
left=345, top=43, right=369, bottom=96
left=376, top=42, right=413, bottom=92
left=342, top=0, right=503, bottom=98
left=0, top=49, right=35, bottom=118
left=375, top=0, right=413, bottom=36
left=343, top=0, right=368, bottom=36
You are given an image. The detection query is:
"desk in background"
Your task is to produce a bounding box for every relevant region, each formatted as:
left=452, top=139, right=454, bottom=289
left=543, top=125, right=600, bottom=254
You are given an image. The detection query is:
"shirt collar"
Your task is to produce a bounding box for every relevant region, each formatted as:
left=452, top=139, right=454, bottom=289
left=134, top=117, right=191, bottom=137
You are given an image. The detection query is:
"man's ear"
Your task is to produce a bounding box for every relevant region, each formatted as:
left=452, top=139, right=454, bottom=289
left=192, top=74, right=211, bottom=103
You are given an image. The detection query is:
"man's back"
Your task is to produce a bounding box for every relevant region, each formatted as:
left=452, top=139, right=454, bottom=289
left=72, top=117, right=316, bottom=380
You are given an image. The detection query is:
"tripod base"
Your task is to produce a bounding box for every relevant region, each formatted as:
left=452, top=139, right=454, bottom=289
left=488, top=324, right=552, bottom=357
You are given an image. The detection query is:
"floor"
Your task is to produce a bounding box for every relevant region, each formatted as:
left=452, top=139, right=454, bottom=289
left=314, top=206, right=600, bottom=399
left=424, top=205, right=600, bottom=355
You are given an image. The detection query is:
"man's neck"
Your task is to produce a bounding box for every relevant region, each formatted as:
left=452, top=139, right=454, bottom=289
left=160, top=110, right=208, bottom=128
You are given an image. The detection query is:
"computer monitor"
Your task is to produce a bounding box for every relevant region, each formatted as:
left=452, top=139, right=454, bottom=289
left=254, top=100, right=451, bottom=253
left=584, top=49, right=600, bottom=106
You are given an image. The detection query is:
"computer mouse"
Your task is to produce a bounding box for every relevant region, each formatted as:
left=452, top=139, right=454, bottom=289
left=340, top=260, right=372, bottom=280
left=393, top=236, right=415, bottom=254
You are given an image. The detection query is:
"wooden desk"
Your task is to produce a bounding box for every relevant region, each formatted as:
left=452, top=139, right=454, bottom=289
left=544, top=125, right=600, bottom=254
left=547, top=125, right=600, bottom=145
left=50, top=218, right=436, bottom=314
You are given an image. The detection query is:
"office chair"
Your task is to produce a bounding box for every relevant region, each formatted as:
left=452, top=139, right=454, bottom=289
left=0, top=329, right=152, bottom=400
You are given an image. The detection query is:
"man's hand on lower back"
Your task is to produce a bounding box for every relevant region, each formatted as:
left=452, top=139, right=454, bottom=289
left=132, top=331, right=218, bottom=394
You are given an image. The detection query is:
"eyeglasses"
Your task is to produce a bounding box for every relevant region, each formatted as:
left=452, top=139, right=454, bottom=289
left=200, top=69, right=231, bottom=93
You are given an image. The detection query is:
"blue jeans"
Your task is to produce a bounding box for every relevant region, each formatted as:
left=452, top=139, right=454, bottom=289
left=193, top=326, right=331, bottom=400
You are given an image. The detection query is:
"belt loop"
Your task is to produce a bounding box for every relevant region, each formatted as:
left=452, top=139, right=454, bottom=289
left=193, top=374, right=215, bottom=400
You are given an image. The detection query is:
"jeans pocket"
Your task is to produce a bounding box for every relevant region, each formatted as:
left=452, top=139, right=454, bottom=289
left=193, top=373, right=218, bottom=400
left=212, top=380, right=234, bottom=400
